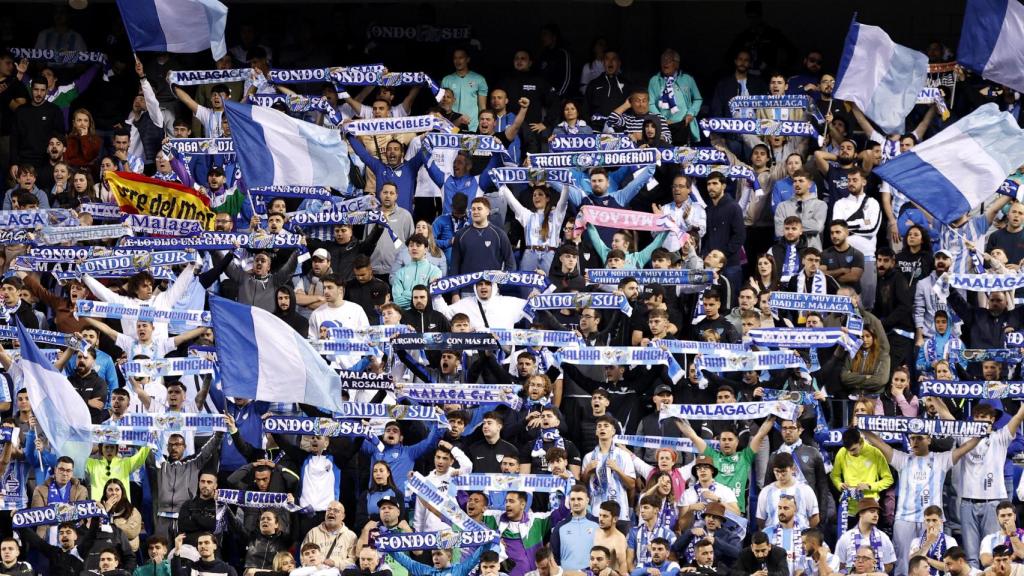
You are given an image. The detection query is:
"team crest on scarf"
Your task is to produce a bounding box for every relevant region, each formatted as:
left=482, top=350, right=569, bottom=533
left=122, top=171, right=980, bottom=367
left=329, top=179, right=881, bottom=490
left=602, top=348, right=629, bottom=364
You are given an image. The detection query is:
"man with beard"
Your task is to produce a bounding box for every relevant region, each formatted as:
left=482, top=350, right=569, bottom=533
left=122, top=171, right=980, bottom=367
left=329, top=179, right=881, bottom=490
left=9, top=76, right=63, bottom=178
left=55, top=346, right=106, bottom=422
left=347, top=132, right=425, bottom=213
left=735, top=532, right=790, bottom=576
left=812, top=139, right=859, bottom=209
left=149, top=427, right=223, bottom=541
left=177, top=474, right=219, bottom=546
left=171, top=532, right=236, bottom=576
left=33, top=134, right=64, bottom=191
left=17, top=522, right=85, bottom=576
left=833, top=168, right=882, bottom=306
left=628, top=538, right=680, bottom=576
left=763, top=496, right=804, bottom=575
left=402, top=285, right=450, bottom=332
left=873, top=247, right=915, bottom=368
left=914, top=250, right=953, bottom=347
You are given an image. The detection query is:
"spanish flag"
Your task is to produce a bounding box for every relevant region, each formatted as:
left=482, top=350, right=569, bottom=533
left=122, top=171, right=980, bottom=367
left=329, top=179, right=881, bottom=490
left=105, top=171, right=216, bottom=230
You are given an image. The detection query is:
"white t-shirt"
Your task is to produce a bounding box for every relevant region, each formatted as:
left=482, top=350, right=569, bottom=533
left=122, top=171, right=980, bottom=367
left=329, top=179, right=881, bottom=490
left=959, top=425, right=1012, bottom=499
left=756, top=482, right=820, bottom=527
left=891, top=450, right=954, bottom=523
left=194, top=105, right=224, bottom=138
left=407, top=136, right=455, bottom=199
left=981, top=530, right=1024, bottom=559
left=909, top=533, right=959, bottom=567
left=582, top=445, right=636, bottom=520
left=115, top=334, right=178, bottom=361
left=835, top=527, right=897, bottom=570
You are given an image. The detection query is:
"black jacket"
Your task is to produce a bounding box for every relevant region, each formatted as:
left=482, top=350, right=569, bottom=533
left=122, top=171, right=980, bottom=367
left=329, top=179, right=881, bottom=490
left=273, top=284, right=309, bottom=336
left=178, top=495, right=218, bottom=545
left=949, top=291, right=1021, bottom=349
left=18, top=528, right=85, bottom=576
left=874, top=268, right=914, bottom=333
left=733, top=546, right=789, bottom=576
left=710, top=75, right=768, bottom=117
left=702, top=194, right=746, bottom=267
left=308, top=225, right=384, bottom=283
left=585, top=73, right=630, bottom=121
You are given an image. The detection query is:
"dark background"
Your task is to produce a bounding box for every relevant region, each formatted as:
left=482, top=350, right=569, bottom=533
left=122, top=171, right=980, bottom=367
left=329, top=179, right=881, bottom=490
left=4, top=0, right=969, bottom=93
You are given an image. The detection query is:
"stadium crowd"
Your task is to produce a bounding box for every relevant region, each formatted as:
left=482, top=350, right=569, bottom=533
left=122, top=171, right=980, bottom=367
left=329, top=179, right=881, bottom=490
left=0, top=3, right=1022, bottom=576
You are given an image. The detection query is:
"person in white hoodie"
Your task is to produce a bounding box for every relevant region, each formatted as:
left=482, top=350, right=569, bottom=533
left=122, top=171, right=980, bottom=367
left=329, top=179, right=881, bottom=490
left=412, top=440, right=473, bottom=533
left=431, top=278, right=528, bottom=331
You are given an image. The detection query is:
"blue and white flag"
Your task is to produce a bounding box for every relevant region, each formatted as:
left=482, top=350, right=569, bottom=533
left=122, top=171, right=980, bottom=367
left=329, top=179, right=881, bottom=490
left=15, top=321, right=92, bottom=474
left=959, top=0, right=1024, bottom=94
left=834, top=19, right=928, bottom=134
left=874, top=104, right=1024, bottom=225
left=249, top=94, right=342, bottom=126
left=210, top=295, right=347, bottom=414
left=115, top=0, right=227, bottom=60
left=223, top=100, right=348, bottom=191
left=659, top=401, right=801, bottom=421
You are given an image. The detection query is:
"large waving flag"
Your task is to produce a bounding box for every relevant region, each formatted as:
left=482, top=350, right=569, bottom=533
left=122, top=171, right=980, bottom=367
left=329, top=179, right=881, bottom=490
left=15, top=321, right=93, bottom=475
left=209, top=295, right=346, bottom=413
left=874, top=103, right=1024, bottom=225
left=958, top=0, right=1024, bottom=93
left=834, top=19, right=928, bottom=135
left=223, top=101, right=349, bottom=191
left=115, top=0, right=228, bottom=60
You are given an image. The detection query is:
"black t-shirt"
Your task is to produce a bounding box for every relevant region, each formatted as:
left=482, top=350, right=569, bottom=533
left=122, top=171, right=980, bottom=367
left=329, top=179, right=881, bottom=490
left=821, top=245, right=865, bottom=291
left=0, top=77, right=28, bottom=136
left=70, top=371, right=108, bottom=423
left=466, top=438, right=519, bottom=473
left=521, top=436, right=582, bottom=472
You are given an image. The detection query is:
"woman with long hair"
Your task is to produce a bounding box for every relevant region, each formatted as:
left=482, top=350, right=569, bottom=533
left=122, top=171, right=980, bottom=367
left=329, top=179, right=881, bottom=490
left=55, top=168, right=98, bottom=209
left=895, top=224, right=933, bottom=290
left=49, top=161, right=71, bottom=200
left=101, top=478, right=143, bottom=552
left=65, top=108, right=102, bottom=171
left=94, top=156, right=116, bottom=203
left=841, top=326, right=890, bottom=395
left=750, top=253, right=780, bottom=293
left=875, top=365, right=919, bottom=417
left=365, top=461, right=403, bottom=520
left=501, top=184, right=570, bottom=274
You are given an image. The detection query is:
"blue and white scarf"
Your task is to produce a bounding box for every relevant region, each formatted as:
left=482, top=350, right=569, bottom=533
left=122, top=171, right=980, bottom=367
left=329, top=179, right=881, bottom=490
left=117, top=231, right=303, bottom=250
left=613, top=434, right=713, bottom=454
left=424, top=133, right=508, bottom=156
left=77, top=203, right=124, bottom=221
left=695, top=350, right=807, bottom=373
left=12, top=501, right=107, bottom=528
left=0, top=326, right=89, bottom=352
left=286, top=209, right=388, bottom=229
left=488, top=167, right=575, bottom=186
left=9, top=48, right=111, bottom=80
left=555, top=346, right=683, bottom=382
left=77, top=250, right=196, bottom=274
left=375, top=530, right=498, bottom=552
left=781, top=243, right=799, bottom=280
left=728, top=95, right=825, bottom=123
left=768, top=292, right=856, bottom=316
left=344, top=115, right=453, bottom=136
left=586, top=268, right=713, bottom=286
left=167, top=138, right=235, bottom=155
left=528, top=148, right=659, bottom=169
left=653, top=340, right=748, bottom=355
left=76, top=300, right=211, bottom=328
left=0, top=209, right=77, bottom=230
left=366, top=25, right=472, bottom=43
left=29, top=246, right=123, bottom=261
left=406, top=472, right=489, bottom=531
left=37, top=223, right=131, bottom=244
left=216, top=489, right=311, bottom=514
left=747, top=328, right=862, bottom=356
left=89, top=426, right=161, bottom=451
left=658, top=74, right=680, bottom=114
left=0, top=230, right=30, bottom=245
left=521, top=292, right=632, bottom=320
left=656, top=147, right=730, bottom=165
left=390, top=332, right=500, bottom=351
left=122, top=214, right=204, bottom=237
left=934, top=271, right=1024, bottom=299
left=450, top=473, right=573, bottom=494
left=326, top=325, right=411, bottom=344
left=249, top=94, right=342, bottom=125
left=397, top=383, right=522, bottom=410
left=549, top=134, right=635, bottom=152
left=114, top=413, right=227, bottom=433
left=429, top=270, right=549, bottom=295
left=330, top=69, right=443, bottom=102
left=919, top=379, right=1024, bottom=399
left=856, top=415, right=991, bottom=438
left=699, top=118, right=819, bottom=139
left=490, top=328, right=584, bottom=348
left=659, top=401, right=801, bottom=421
left=333, top=403, right=450, bottom=427
left=121, top=358, right=216, bottom=378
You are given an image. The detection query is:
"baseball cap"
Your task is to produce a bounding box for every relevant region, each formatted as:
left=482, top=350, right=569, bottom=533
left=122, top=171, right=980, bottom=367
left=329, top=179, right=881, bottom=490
left=377, top=497, right=401, bottom=509
left=653, top=384, right=674, bottom=396
left=935, top=249, right=952, bottom=258
left=312, top=248, right=330, bottom=261
left=207, top=165, right=225, bottom=176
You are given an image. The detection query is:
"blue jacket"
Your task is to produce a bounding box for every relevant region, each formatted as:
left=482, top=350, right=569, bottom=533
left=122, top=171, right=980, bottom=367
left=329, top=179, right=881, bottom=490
left=550, top=513, right=599, bottom=569
left=348, top=135, right=425, bottom=213
left=392, top=544, right=487, bottom=576
left=208, top=382, right=269, bottom=471
left=361, top=424, right=445, bottom=493
left=433, top=214, right=470, bottom=262
left=425, top=151, right=500, bottom=214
